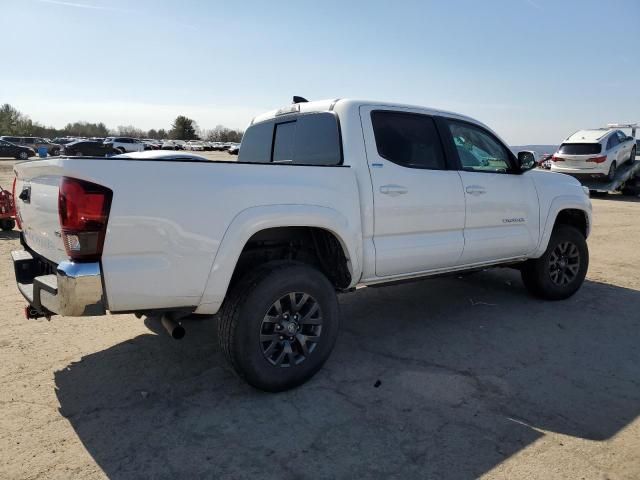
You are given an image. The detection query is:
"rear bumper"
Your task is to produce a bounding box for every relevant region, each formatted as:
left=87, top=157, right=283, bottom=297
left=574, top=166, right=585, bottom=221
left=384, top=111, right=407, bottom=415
left=11, top=250, right=106, bottom=316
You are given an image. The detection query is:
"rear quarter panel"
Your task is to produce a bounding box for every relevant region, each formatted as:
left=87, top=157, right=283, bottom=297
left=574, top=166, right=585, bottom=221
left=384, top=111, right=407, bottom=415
left=49, top=159, right=362, bottom=312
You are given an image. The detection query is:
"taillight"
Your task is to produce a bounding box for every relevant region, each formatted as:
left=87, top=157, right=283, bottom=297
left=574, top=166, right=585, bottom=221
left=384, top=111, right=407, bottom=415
left=12, top=176, right=21, bottom=229
left=586, top=155, right=607, bottom=164
left=58, top=177, right=112, bottom=262
left=551, top=155, right=564, bottom=162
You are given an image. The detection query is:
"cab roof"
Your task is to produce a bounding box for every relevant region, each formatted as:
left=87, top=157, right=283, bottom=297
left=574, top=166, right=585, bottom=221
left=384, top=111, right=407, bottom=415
left=251, top=98, right=481, bottom=127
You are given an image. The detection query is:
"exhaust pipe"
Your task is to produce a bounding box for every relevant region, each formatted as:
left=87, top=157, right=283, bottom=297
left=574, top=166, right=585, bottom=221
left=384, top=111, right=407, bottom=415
left=161, top=315, right=185, bottom=340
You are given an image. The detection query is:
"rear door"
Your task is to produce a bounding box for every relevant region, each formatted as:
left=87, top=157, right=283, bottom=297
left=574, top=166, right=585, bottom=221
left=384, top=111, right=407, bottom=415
left=360, top=107, right=466, bottom=277
left=615, top=131, right=632, bottom=162
left=439, top=117, right=539, bottom=264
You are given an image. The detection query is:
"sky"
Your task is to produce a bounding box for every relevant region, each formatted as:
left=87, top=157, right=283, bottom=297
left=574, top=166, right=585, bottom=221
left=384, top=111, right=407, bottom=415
left=2, top=0, right=639, bottom=144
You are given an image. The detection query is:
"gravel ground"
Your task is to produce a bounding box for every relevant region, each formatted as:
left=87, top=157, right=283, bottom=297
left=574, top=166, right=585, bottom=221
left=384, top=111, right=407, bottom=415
left=0, top=157, right=639, bottom=479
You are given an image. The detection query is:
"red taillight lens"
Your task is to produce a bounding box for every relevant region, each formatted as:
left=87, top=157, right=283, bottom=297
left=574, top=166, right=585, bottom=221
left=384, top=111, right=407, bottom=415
left=58, top=177, right=112, bottom=262
left=551, top=155, right=564, bottom=162
left=586, top=155, right=607, bottom=164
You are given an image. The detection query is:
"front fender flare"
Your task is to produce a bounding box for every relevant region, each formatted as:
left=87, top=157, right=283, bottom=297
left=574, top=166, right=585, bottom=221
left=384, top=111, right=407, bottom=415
left=532, top=194, right=592, bottom=258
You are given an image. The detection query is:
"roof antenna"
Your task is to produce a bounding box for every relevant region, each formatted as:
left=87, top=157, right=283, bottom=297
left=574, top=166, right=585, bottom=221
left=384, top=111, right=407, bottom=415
left=292, top=96, right=308, bottom=104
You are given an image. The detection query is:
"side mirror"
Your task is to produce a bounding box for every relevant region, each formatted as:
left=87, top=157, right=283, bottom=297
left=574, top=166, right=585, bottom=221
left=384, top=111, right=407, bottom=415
left=517, top=151, right=537, bottom=172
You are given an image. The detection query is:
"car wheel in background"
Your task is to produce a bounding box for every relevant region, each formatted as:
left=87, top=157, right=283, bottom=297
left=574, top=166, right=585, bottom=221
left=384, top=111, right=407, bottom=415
left=75, top=151, right=84, bottom=156
left=218, top=261, right=340, bottom=392
left=607, top=161, right=617, bottom=181
left=52, top=148, right=60, bottom=156
left=17, top=151, right=28, bottom=160
left=521, top=225, right=588, bottom=300
left=0, top=218, right=16, bottom=231
left=630, top=147, right=636, bottom=164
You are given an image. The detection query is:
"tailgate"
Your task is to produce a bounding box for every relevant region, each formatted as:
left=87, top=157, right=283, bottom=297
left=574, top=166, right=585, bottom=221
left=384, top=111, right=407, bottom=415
left=14, top=159, right=68, bottom=264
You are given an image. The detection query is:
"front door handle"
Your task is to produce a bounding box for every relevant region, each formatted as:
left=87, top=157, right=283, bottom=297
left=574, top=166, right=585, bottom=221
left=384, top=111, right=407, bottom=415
left=380, top=184, right=408, bottom=196
left=465, top=185, right=486, bottom=196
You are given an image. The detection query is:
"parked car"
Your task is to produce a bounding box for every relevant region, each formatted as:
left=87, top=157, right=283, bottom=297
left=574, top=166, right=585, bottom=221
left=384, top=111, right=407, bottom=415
left=185, top=141, right=205, bottom=151
left=51, top=137, right=78, bottom=147
left=228, top=144, right=239, bottom=155
left=538, top=153, right=553, bottom=169
left=173, top=140, right=186, bottom=150
left=551, top=129, right=636, bottom=181
left=11, top=98, right=591, bottom=392
left=103, top=137, right=145, bottom=154
left=160, top=140, right=176, bottom=150
left=0, top=139, right=35, bottom=160
left=61, top=140, right=116, bottom=157
left=0, top=136, right=61, bottom=156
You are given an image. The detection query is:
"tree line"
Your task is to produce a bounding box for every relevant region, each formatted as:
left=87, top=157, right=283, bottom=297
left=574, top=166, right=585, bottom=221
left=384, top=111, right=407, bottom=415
left=0, top=103, right=243, bottom=142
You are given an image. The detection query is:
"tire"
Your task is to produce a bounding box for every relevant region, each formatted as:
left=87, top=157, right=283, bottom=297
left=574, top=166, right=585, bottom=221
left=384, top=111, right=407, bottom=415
left=521, top=225, right=588, bottom=300
left=218, top=262, right=340, bottom=392
left=0, top=218, right=15, bottom=231
left=52, top=148, right=60, bottom=156
left=17, top=151, right=28, bottom=160
left=75, top=151, right=84, bottom=157
left=116, top=147, right=126, bottom=154
left=629, top=147, right=636, bottom=165
left=607, top=161, right=617, bottom=182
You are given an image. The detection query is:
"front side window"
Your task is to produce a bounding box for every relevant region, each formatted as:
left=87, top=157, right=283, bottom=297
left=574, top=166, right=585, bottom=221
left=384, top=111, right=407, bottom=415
left=607, top=134, right=619, bottom=150
left=446, top=120, right=512, bottom=173
left=370, top=111, right=445, bottom=170
left=616, top=131, right=627, bottom=143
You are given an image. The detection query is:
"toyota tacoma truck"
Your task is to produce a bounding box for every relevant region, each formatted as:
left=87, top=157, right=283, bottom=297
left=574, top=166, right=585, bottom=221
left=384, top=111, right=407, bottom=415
left=10, top=98, right=592, bottom=391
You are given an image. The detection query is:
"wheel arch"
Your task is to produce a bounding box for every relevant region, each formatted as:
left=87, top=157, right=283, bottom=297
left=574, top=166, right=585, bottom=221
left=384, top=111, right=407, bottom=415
left=195, top=204, right=362, bottom=314
left=533, top=195, right=591, bottom=258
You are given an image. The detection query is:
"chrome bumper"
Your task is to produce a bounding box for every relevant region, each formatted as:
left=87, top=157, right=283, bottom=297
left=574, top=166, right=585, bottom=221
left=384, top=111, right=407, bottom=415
left=11, top=250, right=106, bottom=316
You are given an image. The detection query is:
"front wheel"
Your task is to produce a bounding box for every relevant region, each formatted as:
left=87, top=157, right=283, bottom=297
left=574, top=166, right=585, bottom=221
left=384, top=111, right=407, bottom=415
left=521, top=225, right=588, bottom=300
left=17, top=151, right=29, bottom=160
left=218, top=262, right=340, bottom=392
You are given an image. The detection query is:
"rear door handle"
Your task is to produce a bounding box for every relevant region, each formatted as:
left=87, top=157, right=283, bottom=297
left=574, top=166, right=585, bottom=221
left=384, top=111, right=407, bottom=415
left=380, top=184, right=408, bottom=196
left=465, top=185, right=486, bottom=196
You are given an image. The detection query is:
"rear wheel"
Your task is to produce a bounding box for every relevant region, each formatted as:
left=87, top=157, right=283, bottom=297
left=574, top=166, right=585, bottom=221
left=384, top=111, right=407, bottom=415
left=607, top=161, right=617, bottom=181
left=521, top=225, right=588, bottom=300
left=629, top=147, right=636, bottom=165
left=17, top=151, right=28, bottom=160
left=218, top=262, right=340, bottom=392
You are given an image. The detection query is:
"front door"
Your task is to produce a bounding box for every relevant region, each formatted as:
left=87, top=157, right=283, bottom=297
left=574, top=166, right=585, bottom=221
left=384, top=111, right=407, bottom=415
left=439, top=118, right=540, bottom=264
left=360, top=106, right=466, bottom=277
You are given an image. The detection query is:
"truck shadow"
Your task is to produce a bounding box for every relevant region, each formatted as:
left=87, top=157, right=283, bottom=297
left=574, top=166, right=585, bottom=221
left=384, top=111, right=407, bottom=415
left=54, top=270, right=640, bottom=479
left=0, top=230, right=20, bottom=241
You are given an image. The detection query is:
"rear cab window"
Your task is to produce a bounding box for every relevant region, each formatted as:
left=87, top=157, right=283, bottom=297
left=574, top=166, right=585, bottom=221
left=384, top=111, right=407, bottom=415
left=238, top=112, right=342, bottom=166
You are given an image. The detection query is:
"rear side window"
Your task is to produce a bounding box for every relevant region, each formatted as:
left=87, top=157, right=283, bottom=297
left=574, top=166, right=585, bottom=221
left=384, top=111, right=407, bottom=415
left=558, top=143, right=602, bottom=155
left=239, top=112, right=342, bottom=166
left=370, top=111, right=445, bottom=170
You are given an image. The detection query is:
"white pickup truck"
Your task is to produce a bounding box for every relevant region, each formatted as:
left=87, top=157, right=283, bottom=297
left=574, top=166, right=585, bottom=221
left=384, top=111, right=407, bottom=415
left=11, top=98, right=592, bottom=391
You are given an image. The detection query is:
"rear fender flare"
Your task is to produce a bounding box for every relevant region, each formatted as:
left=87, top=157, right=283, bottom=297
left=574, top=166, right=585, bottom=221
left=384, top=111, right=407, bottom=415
left=196, top=204, right=362, bottom=314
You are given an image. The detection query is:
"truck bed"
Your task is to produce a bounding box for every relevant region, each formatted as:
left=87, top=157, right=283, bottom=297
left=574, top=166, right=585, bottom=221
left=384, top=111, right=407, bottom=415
left=13, top=156, right=362, bottom=313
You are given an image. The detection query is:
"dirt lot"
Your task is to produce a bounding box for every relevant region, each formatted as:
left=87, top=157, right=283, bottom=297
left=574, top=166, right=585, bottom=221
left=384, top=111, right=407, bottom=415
left=1, top=157, right=639, bottom=479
